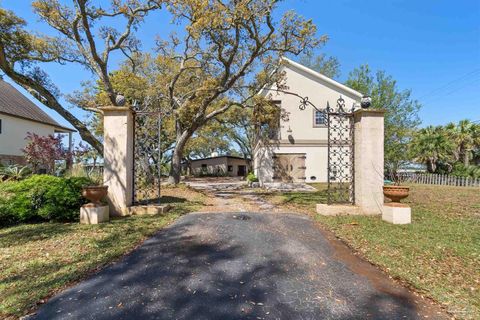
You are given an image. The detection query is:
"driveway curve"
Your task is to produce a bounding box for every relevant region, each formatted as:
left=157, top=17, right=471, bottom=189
left=31, top=212, right=445, bottom=320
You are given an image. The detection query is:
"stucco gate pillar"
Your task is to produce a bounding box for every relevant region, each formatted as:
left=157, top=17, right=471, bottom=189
left=353, top=109, right=385, bottom=215
left=100, top=107, right=134, bottom=216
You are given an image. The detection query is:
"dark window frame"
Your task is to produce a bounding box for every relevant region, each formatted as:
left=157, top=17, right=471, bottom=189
left=313, top=109, right=327, bottom=127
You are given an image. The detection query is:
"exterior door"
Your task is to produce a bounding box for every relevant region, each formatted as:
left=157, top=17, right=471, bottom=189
left=237, top=165, right=246, bottom=176
left=273, top=154, right=306, bottom=182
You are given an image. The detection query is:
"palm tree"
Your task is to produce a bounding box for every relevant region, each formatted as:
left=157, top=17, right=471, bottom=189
left=471, top=123, right=480, bottom=165
left=447, top=120, right=476, bottom=166
left=410, top=126, right=453, bottom=173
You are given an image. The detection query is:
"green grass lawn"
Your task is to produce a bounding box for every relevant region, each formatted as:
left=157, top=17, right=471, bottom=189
left=274, top=183, right=480, bottom=320
left=0, top=186, right=205, bottom=319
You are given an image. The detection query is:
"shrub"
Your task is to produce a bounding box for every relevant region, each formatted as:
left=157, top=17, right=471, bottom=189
left=0, top=165, right=32, bottom=181
left=0, top=175, right=91, bottom=226
left=22, top=132, right=70, bottom=174
left=246, top=172, right=258, bottom=182
left=451, top=163, right=480, bottom=179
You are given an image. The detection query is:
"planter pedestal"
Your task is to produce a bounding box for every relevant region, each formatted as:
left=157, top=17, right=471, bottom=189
left=382, top=203, right=411, bottom=224
left=80, top=204, right=109, bottom=224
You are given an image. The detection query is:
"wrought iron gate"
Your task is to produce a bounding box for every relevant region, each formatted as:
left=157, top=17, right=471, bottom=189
left=327, top=98, right=355, bottom=204
left=132, top=105, right=162, bottom=205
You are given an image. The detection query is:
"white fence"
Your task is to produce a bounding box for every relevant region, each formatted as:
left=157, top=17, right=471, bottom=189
left=395, top=172, right=480, bottom=187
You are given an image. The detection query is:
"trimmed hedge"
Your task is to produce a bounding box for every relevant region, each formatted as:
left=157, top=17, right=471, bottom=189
left=0, top=175, right=92, bottom=226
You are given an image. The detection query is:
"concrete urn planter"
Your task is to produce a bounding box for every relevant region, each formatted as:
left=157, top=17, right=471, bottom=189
left=383, top=185, right=409, bottom=203
left=82, top=186, right=108, bottom=206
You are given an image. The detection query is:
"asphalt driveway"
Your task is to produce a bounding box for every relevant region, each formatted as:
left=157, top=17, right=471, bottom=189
left=30, top=212, right=444, bottom=320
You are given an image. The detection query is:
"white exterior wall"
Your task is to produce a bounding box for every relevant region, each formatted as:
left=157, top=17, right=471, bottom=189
left=255, top=61, right=362, bottom=184
left=0, top=113, right=55, bottom=156
left=270, top=64, right=360, bottom=142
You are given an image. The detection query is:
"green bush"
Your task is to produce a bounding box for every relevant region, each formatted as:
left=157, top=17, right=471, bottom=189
left=0, top=175, right=92, bottom=226
left=451, top=163, right=480, bottom=179
left=246, top=172, right=258, bottom=182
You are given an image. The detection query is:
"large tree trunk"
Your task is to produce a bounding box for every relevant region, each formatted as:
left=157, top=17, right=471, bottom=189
left=168, top=147, right=183, bottom=184
left=426, top=159, right=436, bottom=173
left=168, top=130, right=192, bottom=184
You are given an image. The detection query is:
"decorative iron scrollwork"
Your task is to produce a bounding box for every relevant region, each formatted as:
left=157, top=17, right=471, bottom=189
left=327, top=97, right=355, bottom=204
left=132, top=101, right=163, bottom=205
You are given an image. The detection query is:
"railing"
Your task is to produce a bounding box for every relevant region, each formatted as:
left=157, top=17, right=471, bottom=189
left=392, top=172, right=480, bottom=187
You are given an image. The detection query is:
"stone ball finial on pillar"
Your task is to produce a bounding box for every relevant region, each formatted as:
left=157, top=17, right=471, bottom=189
left=115, top=94, right=126, bottom=106
left=360, top=95, right=372, bottom=108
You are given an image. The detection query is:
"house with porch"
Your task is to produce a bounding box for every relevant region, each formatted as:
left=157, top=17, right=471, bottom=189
left=0, top=79, right=74, bottom=166
left=254, top=57, right=363, bottom=184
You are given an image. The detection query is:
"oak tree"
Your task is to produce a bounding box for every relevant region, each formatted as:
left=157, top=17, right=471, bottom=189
left=157, top=0, right=323, bottom=183
left=0, top=1, right=162, bottom=153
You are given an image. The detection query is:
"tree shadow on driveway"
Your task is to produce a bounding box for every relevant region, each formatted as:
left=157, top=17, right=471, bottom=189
left=31, top=213, right=442, bottom=320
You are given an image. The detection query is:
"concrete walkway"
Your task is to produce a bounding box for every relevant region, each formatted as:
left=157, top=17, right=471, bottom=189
left=30, top=212, right=445, bottom=320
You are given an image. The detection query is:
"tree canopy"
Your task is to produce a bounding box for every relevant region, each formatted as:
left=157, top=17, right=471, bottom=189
left=0, top=1, right=162, bottom=153
left=346, top=65, right=421, bottom=174
left=1, top=1, right=323, bottom=183
left=410, top=120, right=480, bottom=177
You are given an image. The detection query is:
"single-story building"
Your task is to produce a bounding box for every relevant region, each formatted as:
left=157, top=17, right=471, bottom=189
left=188, top=155, right=249, bottom=177
left=0, top=79, right=75, bottom=166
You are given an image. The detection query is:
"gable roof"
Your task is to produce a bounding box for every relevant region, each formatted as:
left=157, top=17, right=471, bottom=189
left=281, top=57, right=363, bottom=98
left=0, top=79, right=75, bottom=132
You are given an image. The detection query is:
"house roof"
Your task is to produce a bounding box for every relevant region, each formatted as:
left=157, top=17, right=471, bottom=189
left=0, top=79, right=75, bottom=133
left=258, top=57, right=363, bottom=99
left=281, top=57, right=363, bottom=98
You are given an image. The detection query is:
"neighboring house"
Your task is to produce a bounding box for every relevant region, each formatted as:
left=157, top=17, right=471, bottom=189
left=254, top=58, right=363, bottom=184
left=0, top=79, right=75, bottom=166
left=189, top=155, right=249, bottom=177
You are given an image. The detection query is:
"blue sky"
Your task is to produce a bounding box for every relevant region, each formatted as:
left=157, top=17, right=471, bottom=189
left=2, top=0, right=480, bottom=141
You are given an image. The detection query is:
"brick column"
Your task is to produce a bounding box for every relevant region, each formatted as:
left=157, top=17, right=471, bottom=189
left=100, top=107, right=134, bottom=216
left=354, top=109, right=385, bottom=214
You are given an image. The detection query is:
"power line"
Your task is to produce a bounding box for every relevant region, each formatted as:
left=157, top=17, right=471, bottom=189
left=422, top=77, right=480, bottom=103
left=417, top=68, right=480, bottom=101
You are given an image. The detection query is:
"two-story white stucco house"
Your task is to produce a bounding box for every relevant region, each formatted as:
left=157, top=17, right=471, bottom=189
left=0, top=79, right=75, bottom=166
left=254, top=58, right=363, bottom=184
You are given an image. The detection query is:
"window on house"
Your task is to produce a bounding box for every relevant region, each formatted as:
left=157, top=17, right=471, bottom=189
left=314, top=110, right=327, bottom=127
left=201, top=164, right=207, bottom=169
left=0, top=118, right=2, bottom=134
left=228, top=165, right=233, bottom=172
